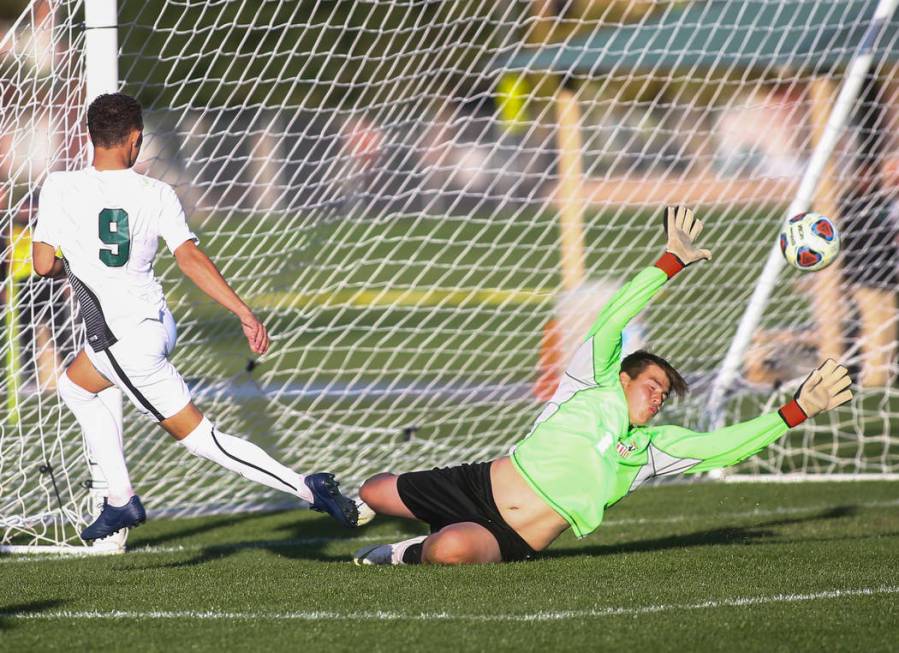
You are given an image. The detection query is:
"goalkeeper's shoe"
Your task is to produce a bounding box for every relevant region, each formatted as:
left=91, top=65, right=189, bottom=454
left=353, top=535, right=427, bottom=566
left=304, top=473, right=359, bottom=528
left=80, top=495, right=146, bottom=542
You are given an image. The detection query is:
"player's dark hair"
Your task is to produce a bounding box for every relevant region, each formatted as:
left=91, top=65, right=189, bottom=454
left=87, top=93, right=143, bottom=148
left=620, top=350, right=688, bottom=399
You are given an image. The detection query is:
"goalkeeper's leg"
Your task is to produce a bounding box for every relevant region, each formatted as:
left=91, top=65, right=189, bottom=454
left=421, top=523, right=502, bottom=564
left=358, top=473, right=417, bottom=519
left=355, top=464, right=536, bottom=565
left=355, top=522, right=501, bottom=565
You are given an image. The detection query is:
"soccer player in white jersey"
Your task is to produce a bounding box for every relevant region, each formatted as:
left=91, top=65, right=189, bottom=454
left=353, top=207, right=853, bottom=565
left=32, top=93, right=358, bottom=541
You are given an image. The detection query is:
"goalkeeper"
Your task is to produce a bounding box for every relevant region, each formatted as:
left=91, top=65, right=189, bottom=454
left=353, top=206, right=854, bottom=566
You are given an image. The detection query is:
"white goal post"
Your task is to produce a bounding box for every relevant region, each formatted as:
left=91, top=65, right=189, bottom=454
left=2, top=0, right=898, bottom=552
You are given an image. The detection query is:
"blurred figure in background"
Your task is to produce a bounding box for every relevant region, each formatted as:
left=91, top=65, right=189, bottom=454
left=7, top=196, right=66, bottom=395
left=838, top=72, right=898, bottom=388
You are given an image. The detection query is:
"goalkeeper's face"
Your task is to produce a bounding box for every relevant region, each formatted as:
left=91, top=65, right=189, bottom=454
left=620, top=364, right=671, bottom=426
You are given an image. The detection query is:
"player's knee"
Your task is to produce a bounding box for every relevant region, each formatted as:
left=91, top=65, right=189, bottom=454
left=178, top=417, right=214, bottom=457
left=422, top=530, right=475, bottom=565
left=358, top=473, right=396, bottom=508
left=358, top=480, right=377, bottom=506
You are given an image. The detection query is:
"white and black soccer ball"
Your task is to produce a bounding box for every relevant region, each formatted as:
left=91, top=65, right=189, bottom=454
left=779, top=212, right=840, bottom=271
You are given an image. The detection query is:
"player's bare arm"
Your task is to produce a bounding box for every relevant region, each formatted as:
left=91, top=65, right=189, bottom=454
left=173, top=239, right=270, bottom=355
left=31, top=241, right=65, bottom=279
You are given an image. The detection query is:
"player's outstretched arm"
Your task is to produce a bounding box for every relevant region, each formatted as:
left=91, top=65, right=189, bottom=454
left=663, top=205, right=712, bottom=268
left=648, top=359, right=853, bottom=475
left=586, top=206, right=711, bottom=384
left=173, top=240, right=270, bottom=355
left=778, top=358, right=853, bottom=426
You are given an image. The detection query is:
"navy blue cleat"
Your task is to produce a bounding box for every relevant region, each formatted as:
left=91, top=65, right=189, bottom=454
left=81, top=495, right=146, bottom=542
left=304, top=473, right=359, bottom=528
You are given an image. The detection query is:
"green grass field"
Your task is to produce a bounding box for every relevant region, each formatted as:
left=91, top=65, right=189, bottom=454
left=4, top=481, right=897, bottom=652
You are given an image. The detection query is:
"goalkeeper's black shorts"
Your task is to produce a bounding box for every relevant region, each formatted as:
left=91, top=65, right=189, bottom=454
left=396, top=461, right=537, bottom=562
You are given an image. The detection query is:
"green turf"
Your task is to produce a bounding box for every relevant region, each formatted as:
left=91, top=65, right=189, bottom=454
left=4, top=481, right=897, bottom=652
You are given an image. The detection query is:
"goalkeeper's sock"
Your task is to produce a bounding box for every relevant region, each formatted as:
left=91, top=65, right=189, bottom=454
left=57, top=372, right=134, bottom=507
left=402, top=540, right=424, bottom=564
left=180, top=418, right=314, bottom=503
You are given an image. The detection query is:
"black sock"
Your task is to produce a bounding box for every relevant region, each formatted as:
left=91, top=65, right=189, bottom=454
left=402, top=542, right=423, bottom=564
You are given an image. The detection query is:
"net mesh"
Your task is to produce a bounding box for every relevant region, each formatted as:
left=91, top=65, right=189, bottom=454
left=2, top=0, right=898, bottom=548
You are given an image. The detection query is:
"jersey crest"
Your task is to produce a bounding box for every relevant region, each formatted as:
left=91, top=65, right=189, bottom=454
left=617, top=440, right=637, bottom=457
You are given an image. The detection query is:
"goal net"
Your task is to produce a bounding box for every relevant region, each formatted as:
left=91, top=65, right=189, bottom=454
left=2, top=0, right=898, bottom=550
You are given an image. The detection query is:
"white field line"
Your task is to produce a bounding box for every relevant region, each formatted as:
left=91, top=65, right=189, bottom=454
left=0, top=532, right=408, bottom=564
left=1, top=587, right=896, bottom=622
left=3, top=497, right=897, bottom=564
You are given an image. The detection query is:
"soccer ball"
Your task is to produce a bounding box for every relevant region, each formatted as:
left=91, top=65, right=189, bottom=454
left=779, top=212, right=840, bottom=271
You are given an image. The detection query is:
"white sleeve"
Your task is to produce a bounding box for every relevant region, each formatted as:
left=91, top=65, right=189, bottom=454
left=159, top=184, right=198, bottom=253
left=32, top=175, right=63, bottom=248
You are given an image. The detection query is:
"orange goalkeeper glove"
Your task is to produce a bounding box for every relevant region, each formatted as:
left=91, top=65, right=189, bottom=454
left=779, top=359, right=853, bottom=427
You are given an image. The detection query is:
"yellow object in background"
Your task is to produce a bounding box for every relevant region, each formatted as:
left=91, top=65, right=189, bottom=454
left=10, top=223, right=33, bottom=281
left=497, top=73, right=531, bottom=135
left=5, top=263, right=20, bottom=424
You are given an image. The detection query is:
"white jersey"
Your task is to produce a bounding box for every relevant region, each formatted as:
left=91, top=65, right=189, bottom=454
left=33, top=167, right=196, bottom=351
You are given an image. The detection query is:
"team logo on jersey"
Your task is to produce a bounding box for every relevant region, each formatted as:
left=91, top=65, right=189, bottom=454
left=617, top=441, right=636, bottom=457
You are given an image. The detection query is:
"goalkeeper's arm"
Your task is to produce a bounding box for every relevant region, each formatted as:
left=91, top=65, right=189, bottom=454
left=650, top=360, right=853, bottom=473
left=585, top=206, right=712, bottom=385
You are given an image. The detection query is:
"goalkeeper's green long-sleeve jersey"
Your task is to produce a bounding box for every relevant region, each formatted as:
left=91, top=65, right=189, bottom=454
left=510, top=258, right=791, bottom=538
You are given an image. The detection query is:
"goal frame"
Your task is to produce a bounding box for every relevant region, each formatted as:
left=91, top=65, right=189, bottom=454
left=0, top=0, right=121, bottom=556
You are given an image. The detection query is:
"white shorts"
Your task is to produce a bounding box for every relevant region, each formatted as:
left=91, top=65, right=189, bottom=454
left=85, top=309, right=192, bottom=421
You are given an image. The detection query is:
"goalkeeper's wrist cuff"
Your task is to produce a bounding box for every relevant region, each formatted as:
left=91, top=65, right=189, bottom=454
left=778, top=399, right=807, bottom=428
left=655, top=252, right=685, bottom=278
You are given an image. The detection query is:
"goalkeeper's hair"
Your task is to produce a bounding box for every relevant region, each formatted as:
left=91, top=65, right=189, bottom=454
left=620, top=350, right=688, bottom=398
left=87, top=93, right=143, bottom=148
